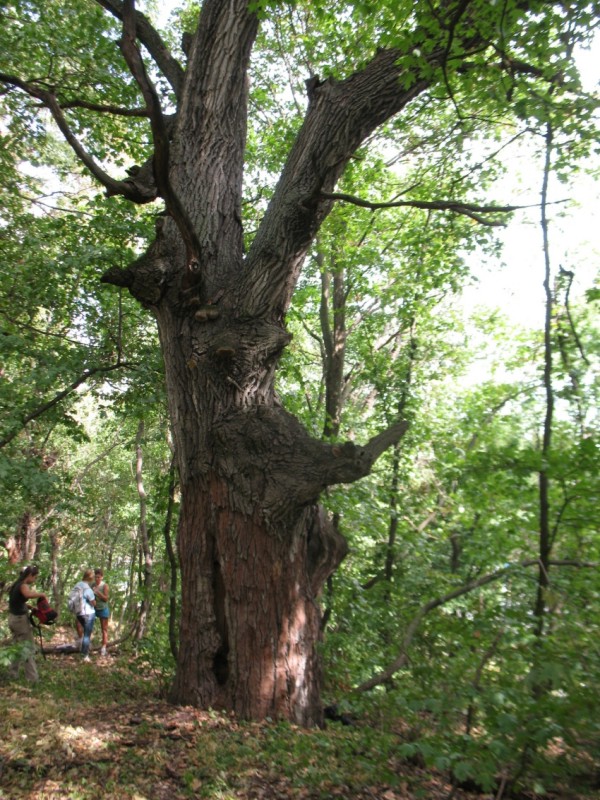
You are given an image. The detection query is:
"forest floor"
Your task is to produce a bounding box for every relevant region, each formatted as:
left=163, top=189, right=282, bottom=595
left=0, top=629, right=597, bottom=800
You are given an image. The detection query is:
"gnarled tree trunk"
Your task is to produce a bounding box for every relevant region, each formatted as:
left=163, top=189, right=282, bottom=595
left=0, top=0, right=574, bottom=722
left=93, top=0, right=509, bottom=723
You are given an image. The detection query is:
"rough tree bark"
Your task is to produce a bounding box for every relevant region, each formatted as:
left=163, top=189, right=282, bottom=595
left=99, top=0, right=423, bottom=725
left=2, top=0, right=542, bottom=724
left=98, top=0, right=526, bottom=725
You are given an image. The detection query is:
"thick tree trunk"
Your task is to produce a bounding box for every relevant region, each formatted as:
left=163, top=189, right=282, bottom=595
left=155, top=299, right=350, bottom=722
left=170, top=478, right=343, bottom=725
left=157, top=301, right=400, bottom=722
left=104, top=150, right=408, bottom=724
left=0, top=0, right=564, bottom=724
left=97, top=0, right=479, bottom=723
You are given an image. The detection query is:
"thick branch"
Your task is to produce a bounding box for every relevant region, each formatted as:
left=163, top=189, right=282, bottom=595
left=243, top=47, right=434, bottom=317
left=95, top=0, right=184, bottom=99
left=363, top=421, right=410, bottom=463
left=303, top=419, right=410, bottom=496
left=119, top=0, right=201, bottom=265
left=297, top=419, right=410, bottom=501
left=172, top=0, right=259, bottom=280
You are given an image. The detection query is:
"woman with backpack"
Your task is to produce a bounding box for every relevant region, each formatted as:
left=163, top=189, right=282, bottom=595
left=7, top=564, right=48, bottom=683
left=70, top=569, right=96, bottom=662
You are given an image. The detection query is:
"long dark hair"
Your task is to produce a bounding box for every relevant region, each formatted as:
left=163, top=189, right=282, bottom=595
left=9, top=564, right=39, bottom=592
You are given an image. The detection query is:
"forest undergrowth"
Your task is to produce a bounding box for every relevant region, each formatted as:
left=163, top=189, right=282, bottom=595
left=0, top=628, right=596, bottom=800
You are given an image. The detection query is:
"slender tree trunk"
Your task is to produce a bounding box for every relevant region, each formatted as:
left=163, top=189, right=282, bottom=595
left=7, top=513, right=37, bottom=563
left=124, top=527, right=137, bottom=626
left=49, top=531, right=60, bottom=607
left=384, top=447, right=400, bottom=584
left=320, top=245, right=347, bottom=440
left=534, top=123, right=555, bottom=640
left=134, top=420, right=153, bottom=640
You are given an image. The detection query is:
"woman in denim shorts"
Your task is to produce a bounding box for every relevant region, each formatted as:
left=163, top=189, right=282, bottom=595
left=93, top=568, right=110, bottom=656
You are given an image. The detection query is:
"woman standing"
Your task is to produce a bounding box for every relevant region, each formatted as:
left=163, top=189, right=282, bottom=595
left=93, top=568, right=110, bottom=656
left=7, top=565, right=47, bottom=683
left=72, top=569, right=96, bottom=661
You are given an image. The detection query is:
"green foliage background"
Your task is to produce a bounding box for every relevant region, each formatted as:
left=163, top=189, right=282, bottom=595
left=1, top=0, right=599, bottom=795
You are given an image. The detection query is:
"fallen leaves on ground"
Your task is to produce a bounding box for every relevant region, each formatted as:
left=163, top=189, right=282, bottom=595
left=0, top=648, right=596, bottom=800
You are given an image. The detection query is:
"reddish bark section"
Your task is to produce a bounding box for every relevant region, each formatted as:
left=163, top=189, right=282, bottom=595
left=171, top=475, right=327, bottom=726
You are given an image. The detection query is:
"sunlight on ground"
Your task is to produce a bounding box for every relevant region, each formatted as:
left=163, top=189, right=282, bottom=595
left=49, top=720, right=117, bottom=759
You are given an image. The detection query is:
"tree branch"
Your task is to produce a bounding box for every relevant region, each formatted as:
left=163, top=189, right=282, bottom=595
left=94, top=0, right=184, bottom=100
left=0, top=362, right=135, bottom=449
left=71, top=438, right=132, bottom=493
left=354, top=557, right=598, bottom=693
left=0, top=72, right=155, bottom=203
left=559, top=266, right=590, bottom=366
left=59, top=99, right=149, bottom=117
left=320, top=191, right=530, bottom=227
left=315, top=420, right=409, bottom=492
left=119, top=0, right=201, bottom=266
left=363, top=421, right=410, bottom=463
left=46, top=91, right=152, bottom=202
left=241, top=1, right=566, bottom=318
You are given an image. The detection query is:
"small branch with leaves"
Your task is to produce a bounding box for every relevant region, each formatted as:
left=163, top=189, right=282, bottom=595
left=354, top=557, right=598, bottom=694
left=0, top=361, right=135, bottom=450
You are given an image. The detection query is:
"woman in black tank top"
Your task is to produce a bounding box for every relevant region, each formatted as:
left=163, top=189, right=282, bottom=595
left=7, top=565, right=48, bottom=683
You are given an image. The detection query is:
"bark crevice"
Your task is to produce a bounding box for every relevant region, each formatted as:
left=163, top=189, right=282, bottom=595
left=212, top=556, right=230, bottom=686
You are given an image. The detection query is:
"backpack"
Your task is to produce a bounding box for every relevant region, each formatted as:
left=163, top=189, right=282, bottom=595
left=30, top=596, right=58, bottom=625
left=29, top=597, right=58, bottom=660
left=67, top=585, right=85, bottom=616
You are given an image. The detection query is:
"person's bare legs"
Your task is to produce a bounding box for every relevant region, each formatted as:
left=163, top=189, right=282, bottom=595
left=100, top=617, right=108, bottom=654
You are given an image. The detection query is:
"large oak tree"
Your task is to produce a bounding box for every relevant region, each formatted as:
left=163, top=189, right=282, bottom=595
left=1, top=0, right=596, bottom=724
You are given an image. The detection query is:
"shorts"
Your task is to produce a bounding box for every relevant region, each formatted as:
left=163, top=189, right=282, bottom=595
left=95, top=607, right=110, bottom=619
